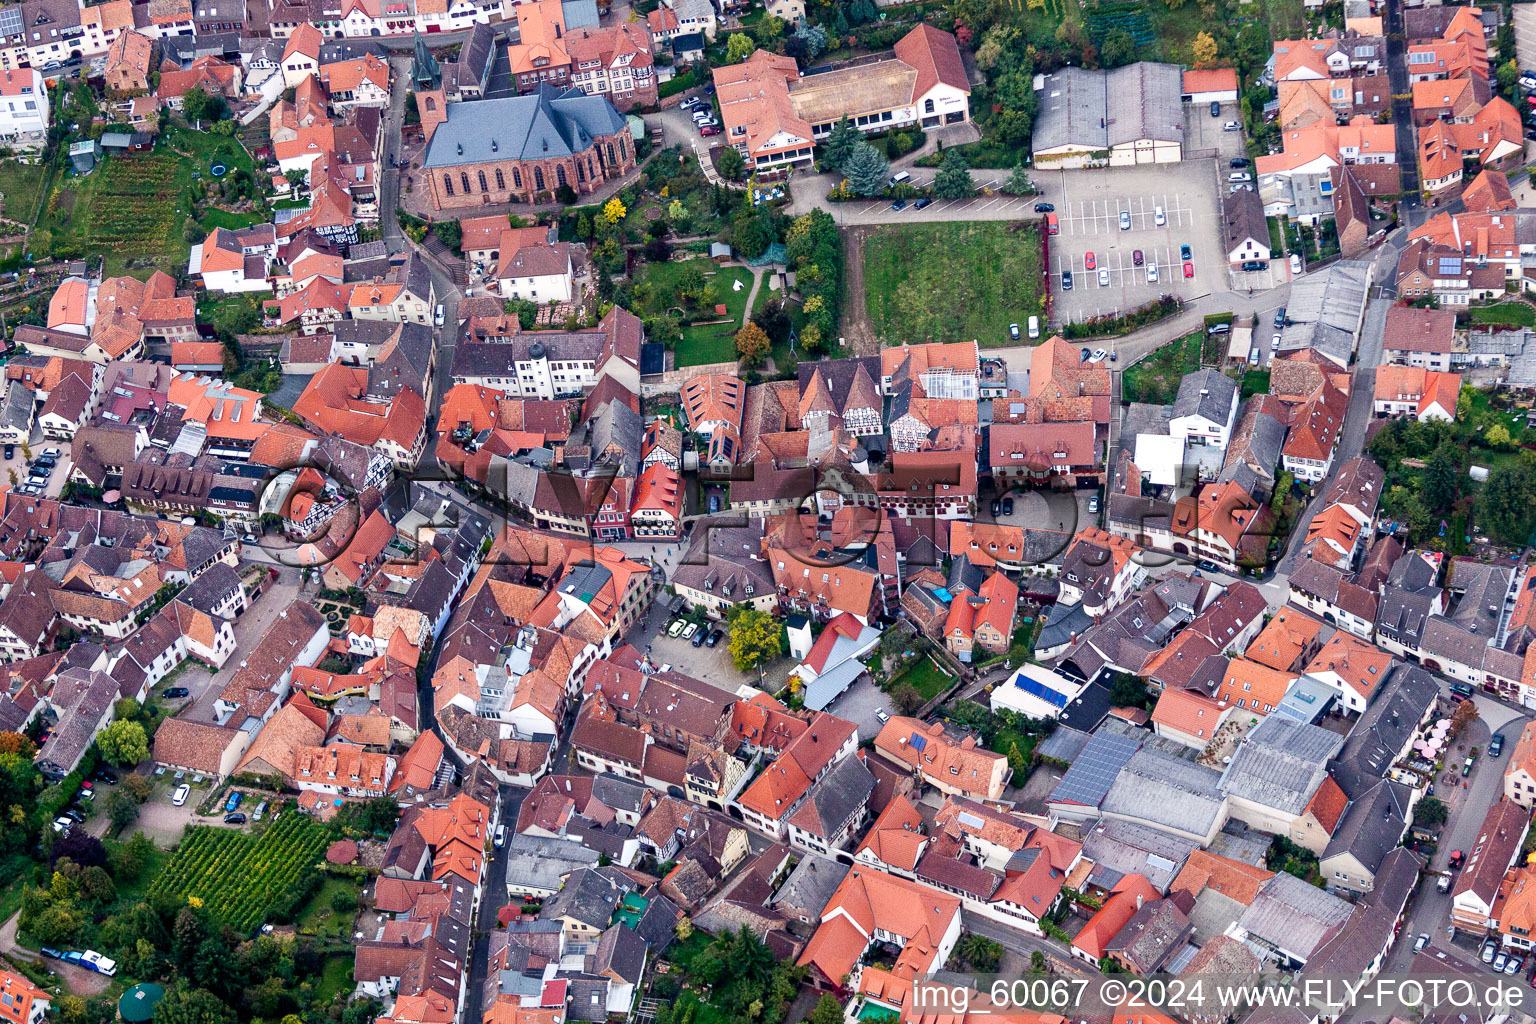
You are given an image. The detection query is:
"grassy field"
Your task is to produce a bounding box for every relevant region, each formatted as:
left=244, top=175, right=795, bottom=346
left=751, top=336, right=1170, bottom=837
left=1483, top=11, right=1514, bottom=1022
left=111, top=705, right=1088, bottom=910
left=0, top=161, right=47, bottom=225
left=1241, top=370, right=1271, bottom=400
left=891, top=655, right=954, bottom=702
left=864, top=221, right=1045, bottom=347
left=295, top=876, right=362, bottom=939
left=637, top=259, right=758, bottom=368
left=1124, top=331, right=1202, bottom=404
left=316, top=955, right=354, bottom=1002
left=1471, top=302, right=1536, bottom=327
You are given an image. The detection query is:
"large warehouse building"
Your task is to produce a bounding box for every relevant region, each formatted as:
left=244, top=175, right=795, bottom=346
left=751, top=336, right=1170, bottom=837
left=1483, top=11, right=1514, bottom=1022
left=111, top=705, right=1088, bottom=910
left=1031, top=62, right=1184, bottom=169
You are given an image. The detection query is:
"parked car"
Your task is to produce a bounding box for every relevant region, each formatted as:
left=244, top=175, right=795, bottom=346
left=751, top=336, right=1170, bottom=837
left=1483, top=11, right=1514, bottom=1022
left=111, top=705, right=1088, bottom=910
left=705, top=630, right=723, bottom=648
left=1228, top=172, right=1252, bottom=183
left=3, top=445, right=13, bottom=460
left=1273, top=307, right=1287, bottom=328
left=1002, top=497, right=1014, bottom=515
left=1146, top=263, right=1158, bottom=284
left=1119, top=210, right=1131, bottom=230
left=1061, top=270, right=1072, bottom=290
left=1088, top=495, right=1099, bottom=514
left=1249, top=348, right=1261, bottom=366
left=225, top=791, right=243, bottom=813
left=41, top=448, right=60, bottom=459
left=63, top=809, right=84, bottom=822
left=1183, top=262, right=1195, bottom=279
left=1492, top=734, right=1506, bottom=756
left=667, top=619, right=685, bottom=638
left=434, top=305, right=445, bottom=328
left=1009, top=322, right=1020, bottom=340
left=700, top=125, right=720, bottom=137
left=1180, top=244, right=1192, bottom=261
left=913, top=197, right=933, bottom=210
left=1223, top=120, right=1241, bottom=132
left=60, top=952, right=85, bottom=966
left=1210, top=101, right=1221, bottom=117
left=1497, top=952, right=1510, bottom=972
left=1154, top=206, right=1165, bottom=226
left=990, top=499, right=1001, bottom=517
left=224, top=812, right=246, bottom=825
left=1271, top=334, right=1281, bottom=350
left=253, top=800, right=268, bottom=821
left=890, top=199, right=906, bottom=211
left=39, top=948, right=62, bottom=960
left=1509, top=958, right=1525, bottom=976
left=164, top=686, right=189, bottom=698
left=51, top=816, right=71, bottom=833
left=874, top=708, right=890, bottom=724
left=1414, top=933, right=1430, bottom=953
left=1132, top=249, right=1143, bottom=266
left=1484, top=940, right=1499, bottom=963
left=494, top=825, right=507, bottom=848
left=681, top=622, right=698, bottom=640
left=1438, top=871, right=1453, bottom=893
left=1098, top=268, right=1109, bottom=287
left=707, top=494, right=720, bottom=514
left=691, top=628, right=707, bottom=648
left=92, top=770, right=116, bottom=785
left=1091, top=349, right=1109, bottom=363
left=1290, top=253, right=1302, bottom=274
left=1034, top=202, right=1054, bottom=213
left=1229, top=158, right=1249, bottom=167
left=172, top=784, right=190, bottom=806
left=1085, top=251, right=1096, bottom=270
left=81, top=779, right=93, bottom=791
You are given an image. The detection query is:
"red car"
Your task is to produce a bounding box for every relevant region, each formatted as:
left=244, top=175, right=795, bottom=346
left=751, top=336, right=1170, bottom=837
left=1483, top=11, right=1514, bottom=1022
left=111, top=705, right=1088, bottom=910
left=1183, top=261, right=1195, bottom=278
left=1085, top=251, right=1096, bottom=270
left=700, top=126, right=720, bottom=137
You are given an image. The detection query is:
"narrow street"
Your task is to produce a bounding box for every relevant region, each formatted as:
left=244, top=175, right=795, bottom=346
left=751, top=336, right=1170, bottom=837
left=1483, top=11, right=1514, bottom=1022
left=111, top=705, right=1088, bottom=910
left=462, top=784, right=529, bottom=1024
left=1382, top=0, right=1422, bottom=204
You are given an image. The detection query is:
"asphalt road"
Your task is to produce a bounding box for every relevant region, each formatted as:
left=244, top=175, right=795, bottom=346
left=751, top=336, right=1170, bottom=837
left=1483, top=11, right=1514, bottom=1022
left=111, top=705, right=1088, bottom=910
left=462, top=784, right=529, bottom=1024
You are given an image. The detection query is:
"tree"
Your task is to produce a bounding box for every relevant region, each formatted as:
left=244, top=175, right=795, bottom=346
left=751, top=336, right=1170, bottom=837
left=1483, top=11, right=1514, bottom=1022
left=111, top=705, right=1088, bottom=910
left=735, top=321, right=771, bottom=368
left=725, top=33, right=756, bottom=63
left=97, top=720, right=148, bottom=767
left=602, top=197, right=627, bottom=224
left=1487, top=423, right=1514, bottom=449
left=727, top=608, right=782, bottom=672
left=717, top=146, right=745, bottom=181
left=1423, top=442, right=1462, bottom=514
left=808, top=995, right=844, bottom=1024
left=798, top=323, right=822, bottom=352
left=1006, top=741, right=1029, bottom=774
left=752, top=298, right=790, bottom=344
left=1002, top=164, right=1034, bottom=195
left=1449, top=697, right=1480, bottom=738
left=842, top=141, right=889, bottom=196
left=675, top=917, right=694, bottom=941
left=821, top=116, right=860, bottom=171
left=1109, top=673, right=1150, bottom=709
left=1480, top=462, right=1536, bottom=545
left=1100, top=28, right=1135, bottom=67
left=1415, top=795, right=1449, bottom=828
left=52, top=827, right=106, bottom=869
left=1192, top=31, right=1218, bottom=67
left=932, top=150, right=974, bottom=200
left=1499, top=59, right=1521, bottom=97
left=182, top=87, right=224, bottom=124
left=153, top=988, right=237, bottom=1024
left=789, top=21, right=828, bottom=62
left=106, top=789, right=139, bottom=830
left=891, top=682, right=923, bottom=714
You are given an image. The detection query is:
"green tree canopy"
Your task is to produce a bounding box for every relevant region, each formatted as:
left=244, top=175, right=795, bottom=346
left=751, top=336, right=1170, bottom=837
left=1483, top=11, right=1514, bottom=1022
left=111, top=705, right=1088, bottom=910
left=842, top=141, right=889, bottom=196
left=97, top=720, right=148, bottom=767
left=727, top=608, right=782, bottom=671
left=820, top=116, right=860, bottom=171
left=725, top=33, right=756, bottom=62
left=932, top=150, right=974, bottom=199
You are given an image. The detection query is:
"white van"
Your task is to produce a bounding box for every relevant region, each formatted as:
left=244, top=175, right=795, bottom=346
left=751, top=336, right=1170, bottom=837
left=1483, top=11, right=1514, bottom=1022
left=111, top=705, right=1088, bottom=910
left=1027, top=315, right=1040, bottom=339
left=888, top=171, right=911, bottom=187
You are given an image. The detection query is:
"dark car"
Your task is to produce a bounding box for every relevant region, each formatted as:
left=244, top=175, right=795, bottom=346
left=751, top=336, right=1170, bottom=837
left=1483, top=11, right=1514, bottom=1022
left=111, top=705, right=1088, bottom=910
left=705, top=630, right=722, bottom=648
left=1002, top=497, right=1014, bottom=515
left=1492, top=734, right=1506, bottom=756
left=707, top=494, right=720, bottom=514
left=63, top=809, right=85, bottom=822
left=1210, top=101, right=1221, bottom=117
left=164, top=686, right=190, bottom=698
left=1034, top=202, right=1055, bottom=213
left=691, top=628, right=707, bottom=648
left=1229, top=158, right=1248, bottom=167
left=1132, top=249, right=1144, bottom=266
left=1273, top=307, right=1287, bottom=329
left=891, top=199, right=907, bottom=211
left=93, top=771, right=117, bottom=785
left=1062, top=270, right=1073, bottom=290
left=39, top=948, right=62, bottom=960
left=914, top=197, right=933, bottom=209
left=1180, top=244, right=1192, bottom=261
left=224, top=812, right=246, bottom=825
left=2, top=445, right=11, bottom=460
left=990, top=499, right=1001, bottom=517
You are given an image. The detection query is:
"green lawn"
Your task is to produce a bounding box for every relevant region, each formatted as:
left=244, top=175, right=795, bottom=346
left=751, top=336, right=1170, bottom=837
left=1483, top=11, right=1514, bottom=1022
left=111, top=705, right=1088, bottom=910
left=864, top=221, right=1046, bottom=347
left=0, top=161, right=47, bottom=225
left=890, top=655, right=954, bottom=702
left=638, top=259, right=758, bottom=368
left=200, top=207, right=268, bottom=231
left=315, top=955, right=354, bottom=1002
left=1123, top=331, right=1202, bottom=404
left=295, top=876, right=361, bottom=938
left=1471, top=302, right=1536, bottom=327
left=1241, top=370, right=1271, bottom=400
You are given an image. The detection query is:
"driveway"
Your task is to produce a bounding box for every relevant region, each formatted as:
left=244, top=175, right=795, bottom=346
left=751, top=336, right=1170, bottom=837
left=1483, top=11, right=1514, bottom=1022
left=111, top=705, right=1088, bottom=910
left=179, top=574, right=304, bottom=724
left=823, top=674, right=894, bottom=742
left=1276, top=295, right=1389, bottom=574
left=0, top=912, right=110, bottom=996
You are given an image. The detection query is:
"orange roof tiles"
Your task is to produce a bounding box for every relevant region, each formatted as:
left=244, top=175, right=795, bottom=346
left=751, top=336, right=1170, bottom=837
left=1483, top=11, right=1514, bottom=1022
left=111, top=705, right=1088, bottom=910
left=1304, top=632, right=1394, bottom=699
left=1246, top=608, right=1326, bottom=671
left=1213, top=658, right=1297, bottom=714
left=1169, top=850, right=1274, bottom=905
left=797, top=866, right=961, bottom=984
left=874, top=717, right=1007, bottom=800
left=855, top=794, right=928, bottom=872
left=1073, top=874, right=1159, bottom=960
left=1151, top=687, right=1228, bottom=744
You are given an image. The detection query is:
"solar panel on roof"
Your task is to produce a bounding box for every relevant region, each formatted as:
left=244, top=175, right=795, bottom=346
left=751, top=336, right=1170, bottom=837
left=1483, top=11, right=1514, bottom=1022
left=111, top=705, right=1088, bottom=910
left=957, top=811, right=986, bottom=828
left=1049, top=732, right=1140, bottom=807
left=1015, top=673, right=1070, bottom=709
left=0, top=8, right=22, bottom=35
left=909, top=732, right=927, bottom=751
left=1437, top=257, right=1463, bottom=275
